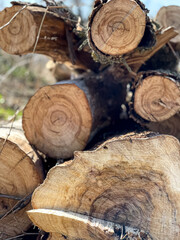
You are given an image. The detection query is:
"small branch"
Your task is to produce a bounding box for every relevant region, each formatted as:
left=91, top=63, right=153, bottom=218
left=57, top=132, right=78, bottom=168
left=33, top=7, right=49, bottom=53
left=0, top=194, right=21, bottom=200
left=168, top=42, right=180, bottom=61
left=0, top=5, right=27, bottom=30
left=0, top=112, right=16, bottom=156
left=5, top=233, right=39, bottom=240
left=0, top=192, right=32, bottom=221
left=0, top=59, right=31, bottom=84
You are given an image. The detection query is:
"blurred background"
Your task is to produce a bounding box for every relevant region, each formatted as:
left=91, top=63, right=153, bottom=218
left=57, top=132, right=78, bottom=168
left=1, top=0, right=180, bottom=18
left=0, top=0, right=180, bottom=122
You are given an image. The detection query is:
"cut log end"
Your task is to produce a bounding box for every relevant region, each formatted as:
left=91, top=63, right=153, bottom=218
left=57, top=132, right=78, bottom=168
left=89, top=0, right=146, bottom=56
left=156, top=6, right=180, bottom=44
left=30, top=133, right=180, bottom=239
left=23, top=84, right=92, bottom=159
left=134, top=74, right=180, bottom=122
left=0, top=137, right=42, bottom=238
left=0, top=5, right=37, bottom=54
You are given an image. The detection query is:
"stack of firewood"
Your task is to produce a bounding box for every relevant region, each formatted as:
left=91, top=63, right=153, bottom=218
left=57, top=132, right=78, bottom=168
left=0, top=1, right=180, bottom=239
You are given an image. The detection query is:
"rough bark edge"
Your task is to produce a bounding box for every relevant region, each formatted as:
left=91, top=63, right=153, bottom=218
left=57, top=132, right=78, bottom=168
left=129, top=70, right=180, bottom=125
left=87, top=0, right=156, bottom=65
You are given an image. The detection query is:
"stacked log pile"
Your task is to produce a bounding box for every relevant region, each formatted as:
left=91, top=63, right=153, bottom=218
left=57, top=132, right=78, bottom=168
left=0, top=1, right=180, bottom=239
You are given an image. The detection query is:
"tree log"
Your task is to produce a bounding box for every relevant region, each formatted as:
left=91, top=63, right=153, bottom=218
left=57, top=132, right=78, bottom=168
left=28, top=133, right=180, bottom=239
left=0, top=124, right=43, bottom=239
left=132, top=71, right=180, bottom=122
left=156, top=6, right=180, bottom=44
left=0, top=3, right=98, bottom=71
left=88, top=0, right=156, bottom=63
left=22, top=74, right=124, bottom=159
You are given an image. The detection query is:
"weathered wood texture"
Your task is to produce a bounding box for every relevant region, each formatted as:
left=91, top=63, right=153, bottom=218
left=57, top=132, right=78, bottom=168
left=0, top=3, right=97, bottom=71
left=23, top=74, right=125, bottom=159
left=132, top=71, right=180, bottom=122
left=28, top=133, right=180, bottom=240
left=0, top=124, right=43, bottom=239
left=88, top=0, right=156, bottom=63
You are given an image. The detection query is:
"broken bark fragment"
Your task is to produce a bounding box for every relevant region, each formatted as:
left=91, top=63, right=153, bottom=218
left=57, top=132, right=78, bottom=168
left=28, top=209, right=151, bottom=240
left=29, top=133, right=180, bottom=240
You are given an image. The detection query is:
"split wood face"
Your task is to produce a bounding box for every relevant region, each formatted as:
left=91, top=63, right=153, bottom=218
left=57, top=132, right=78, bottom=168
left=23, top=84, right=92, bottom=159
left=90, top=0, right=146, bottom=55
left=134, top=75, right=180, bottom=122
left=0, top=138, right=42, bottom=238
left=156, top=6, right=180, bottom=44
left=30, top=134, right=180, bottom=239
left=0, top=5, right=37, bottom=54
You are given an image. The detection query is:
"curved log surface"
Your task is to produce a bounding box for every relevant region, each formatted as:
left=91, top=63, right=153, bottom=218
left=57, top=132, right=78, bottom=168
left=156, top=5, right=180, bottom=44
left=23, top=83, right=92, bottom=159
left=0, top=4, right=98, bottom=71
left=89, top=0, right=146, bottom=56
left=28, top=209, right=151, bottom=240
left=0, top=126, right=43, bottom=239
left=133, top=72, right=180, bottom=122
left=23, top=74, right=124, bottom=159
left=31, top=133, right=180, bottom=239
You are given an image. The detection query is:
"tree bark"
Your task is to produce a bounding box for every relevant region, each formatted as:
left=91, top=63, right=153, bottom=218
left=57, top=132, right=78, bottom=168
left=0, top=3, right=98, bottom=71
left=88, top=0, right=156, bottom=64
left=28, top=209, right=150, bottom=240
left=0, top=123, right=43, bottom=239
left=29, top=133, right=180, bottom=240
left=22, top=73, right=125, bottom=159
left=132, top=71, right=180, bottom=122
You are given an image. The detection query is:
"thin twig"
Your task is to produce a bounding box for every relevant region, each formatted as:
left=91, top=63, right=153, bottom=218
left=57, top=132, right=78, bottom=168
left=0, top=113, right=16, bottom=155
left=0, top=192, right=32, bottom=221
left=33, top=7, right=49, bottom=53
left=168, top=42, right=180, bottom=61
left=0, top=59, right=31, bottom=84
left=5, top=233, right=39, bottom=240
left=0, top=194, right=21, bottom=200
left=0, top=5, right=27, bottom=30
left=48, top=6, right=67, bottom=9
